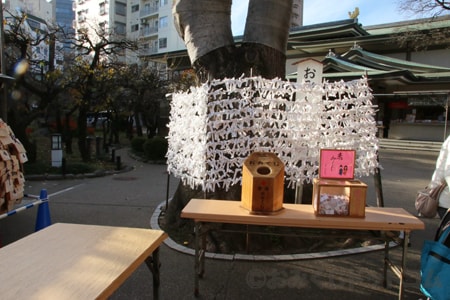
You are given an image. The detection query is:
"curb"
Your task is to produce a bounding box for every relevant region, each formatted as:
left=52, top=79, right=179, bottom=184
left=25, top=148, right=165, bottom=181
left=150, top=200, right=398, bottom=262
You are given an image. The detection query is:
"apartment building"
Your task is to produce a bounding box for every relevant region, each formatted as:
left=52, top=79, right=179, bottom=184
left=291, top=0, right=303, bottom=27
left=4, top=0, right=55, bottom=23
left=3, top=1, right=55, bottom=77
left=71, top=0, right=128, bottom=63
left=139, top=0, right=182, bottom=56
left=3, top=0, right=74, bottom=73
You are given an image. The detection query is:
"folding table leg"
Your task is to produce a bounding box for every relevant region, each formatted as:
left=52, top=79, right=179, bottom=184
left=383, top=231, right=409, bottom=300
left=194, top=222, right=206, bottom=296
left=145, top=247, right=161, bottom=300
left=383, top=238, right=389, bottom=288
left=398, top=232, right=410, bottom=300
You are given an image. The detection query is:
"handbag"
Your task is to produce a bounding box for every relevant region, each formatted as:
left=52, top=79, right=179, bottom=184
left=415, top=181, right=447, bottom=218
left=420, top=223, right=450, bottom=300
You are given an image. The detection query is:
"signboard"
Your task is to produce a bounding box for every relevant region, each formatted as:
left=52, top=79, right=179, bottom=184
left=294, top=58, right=323, bottom=85
left=319, top=149, right=355, bottom=179
left=408, top=95, right=447, bottom=107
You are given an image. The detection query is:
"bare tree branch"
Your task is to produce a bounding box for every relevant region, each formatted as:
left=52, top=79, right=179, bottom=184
left=436, top=0, right=450, bottom=10
left=398, top=0, right=450, bottom=18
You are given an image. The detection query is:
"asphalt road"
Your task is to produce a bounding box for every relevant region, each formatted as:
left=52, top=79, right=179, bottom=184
left=0, top=147, right=442, bottom=299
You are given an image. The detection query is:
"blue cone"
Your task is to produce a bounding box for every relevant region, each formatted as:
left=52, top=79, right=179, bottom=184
left=35, top=189, right=52, bottom=231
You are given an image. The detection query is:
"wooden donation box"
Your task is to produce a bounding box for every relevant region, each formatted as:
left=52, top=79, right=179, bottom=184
left=241, top=152, right=284, bottom=214
left=312, top=149, right=367, bottom=217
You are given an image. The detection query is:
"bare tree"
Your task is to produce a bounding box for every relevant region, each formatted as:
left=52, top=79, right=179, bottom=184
left=398, top=0, right=450, bottom=17
left=3, top=11, right=65, bottom=162
left=64, top=23, right=137, bottom=161
left=113, top=64, right=168, bottom=139
left=394, top=0, right=450, bottom=51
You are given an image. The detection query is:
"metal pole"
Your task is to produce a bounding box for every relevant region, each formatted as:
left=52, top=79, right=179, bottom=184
left=445, top=94, right=449, bottom=141
left=0, top=1, right=7, bottom=121
left=165, top=172, right=170, bottom=211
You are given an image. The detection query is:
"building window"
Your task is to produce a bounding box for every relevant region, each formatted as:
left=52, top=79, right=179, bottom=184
left=77, top=12, right=86, bottom=23
left=131, top=24, right=139, bottom=32
left=159, top=37, right=167, bottom=49
left=131, top=4, right=139, bottom=12
left=160, top=0, right=168, bottom=6
left=99, top=3, right=106, bottom=15
left=99, top=22, right=107, bottom=33
left=115, top=22, right=126, bottom=35
left=27, top=19, right=41, bottom=31
left=115, top=1, right=126, bottom=16
left=159, top=16, right=168, bottom=28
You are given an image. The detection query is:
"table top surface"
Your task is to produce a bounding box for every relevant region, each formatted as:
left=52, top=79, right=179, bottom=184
left=182, top=199, right=425, bottom=232
left=0, top=223, right=167, bottom=300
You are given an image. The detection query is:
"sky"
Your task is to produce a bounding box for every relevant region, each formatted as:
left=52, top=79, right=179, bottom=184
left=231, top=0, right=420, bottom=36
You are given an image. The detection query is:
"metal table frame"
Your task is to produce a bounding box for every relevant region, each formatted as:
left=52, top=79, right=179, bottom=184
left=181, top=199, right=425, bottom=300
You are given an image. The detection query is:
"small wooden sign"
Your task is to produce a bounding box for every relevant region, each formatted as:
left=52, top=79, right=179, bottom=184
left=294, top=58, right=323, bottom=85
left=319, top=149, right=355, bottom=179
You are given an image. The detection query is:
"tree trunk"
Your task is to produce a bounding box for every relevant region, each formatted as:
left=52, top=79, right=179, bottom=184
left=241, top=0, right=292, bottom=78
left=239, top=43, right=286, bottom=79
left=173, top=0, right=234, bottom=65
left=77, top=106, right=89, bottom=162
left=174, top=0, right=292, bottom=80
left=64, top=112, right=73, bottom=155
left=167, top=0, right=294, bottom=244
left=134, top=113, right=143, bottom=137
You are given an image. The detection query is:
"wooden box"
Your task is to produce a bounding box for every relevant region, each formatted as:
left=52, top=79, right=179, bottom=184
left=241, top=152, right=284, bottom=214
left=312, top=178, right=367, bottom=217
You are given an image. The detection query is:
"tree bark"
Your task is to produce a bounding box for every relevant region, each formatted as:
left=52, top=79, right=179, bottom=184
left=240, top=0, right=292, bottom=79
left=174, top=0, right=292, bottom=81
left=173, top=0, right=234, bottom=65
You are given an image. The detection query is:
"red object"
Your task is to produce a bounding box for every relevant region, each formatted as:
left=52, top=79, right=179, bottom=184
left=388, top=101, right=409, bottom=109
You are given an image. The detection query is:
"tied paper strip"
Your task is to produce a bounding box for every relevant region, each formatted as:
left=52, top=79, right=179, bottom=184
left=166, top=76, right=379, bottom=192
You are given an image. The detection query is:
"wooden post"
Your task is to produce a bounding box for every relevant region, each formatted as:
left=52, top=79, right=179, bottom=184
left=374, top=153, right=384, bottom=207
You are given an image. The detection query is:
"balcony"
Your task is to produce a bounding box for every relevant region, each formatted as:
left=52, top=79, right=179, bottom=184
left=139, top=47, right=159, bottom=57
left=140, top=6, right=158, bottom=18
left=140, top=26, right=158, bottom=38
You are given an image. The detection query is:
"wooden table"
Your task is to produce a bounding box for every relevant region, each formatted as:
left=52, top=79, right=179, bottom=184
left=0, top=223, right=167, bottom=300
left=181, top=199, right=425, bottom=299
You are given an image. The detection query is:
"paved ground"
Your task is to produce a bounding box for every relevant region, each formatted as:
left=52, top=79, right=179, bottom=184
left=0, top=147, right=441, bottom=299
